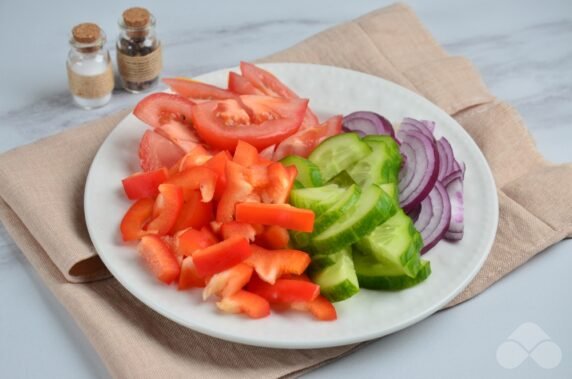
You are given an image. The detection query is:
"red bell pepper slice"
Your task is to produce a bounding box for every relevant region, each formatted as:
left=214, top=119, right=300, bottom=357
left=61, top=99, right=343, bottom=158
left=204, top=150, right=232, bottom=200
left=233, top=140, right=260, bottom=167
left=260, top=162, right=296, bottom=204
left=255, top=225, right=290, bottom=250
left=220, top=221, right=257, bottom=242
left=203, top=262, right=253, bottom=300
left=138, top=235, right=180, bottom=284
left=145, top=184, right=183, bottom=236
left=166, top=166, right=218, bottom=202
left=245, top=245, right=311, bottom=284
left=120, top=198, right=155, bottom=241
left=178, top=145, right=213, bottom=172
left=122, top=168, right=169, bottom=200
left=246, top=274, right=319, bottom=303
left=192, top=236, right=251, bottom=277
left=235, top=203, right=315, bottom=232
left=178, top=256, right=206, bottom=289
left=170, top=189, right=214, bottom=233
left=174, top=226, right=218, bottom=257
left=216, top=290, right=270, bottom=319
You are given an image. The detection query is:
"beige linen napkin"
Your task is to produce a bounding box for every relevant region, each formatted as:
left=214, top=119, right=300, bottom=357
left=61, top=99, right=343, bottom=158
left=1, top=3, right=571, bottom=378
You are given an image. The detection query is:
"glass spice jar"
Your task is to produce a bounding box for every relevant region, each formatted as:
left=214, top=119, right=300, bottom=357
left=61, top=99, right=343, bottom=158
left=116, top=7, right=162, bottom=93
left=66, top=23, right=114, bottom=109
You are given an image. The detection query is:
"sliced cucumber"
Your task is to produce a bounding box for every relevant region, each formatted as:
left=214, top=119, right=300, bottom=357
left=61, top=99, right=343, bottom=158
left=327, top=170, right=357, bottom=188
left=309, top=133, right=371, bottom=182
left=311, top=185, right=395, bottom=254
left=311, top=248, right=360, bottom=302
left=378, top=182, right=399, bottom=216
left=289, top=184, right=345, bottom=215
left=354, top=210, right=423, bottom=277
left=314, top=184, right=360, bottom=234
left=354, top=256, right=431, bottom=290
left=280, top=155, right=323, bottom=188
left=348, top=137, right=402, bottom=187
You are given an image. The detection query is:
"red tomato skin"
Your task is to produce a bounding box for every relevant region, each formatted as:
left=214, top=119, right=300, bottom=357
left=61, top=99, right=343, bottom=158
left=122, top=168, right=169, bottom=200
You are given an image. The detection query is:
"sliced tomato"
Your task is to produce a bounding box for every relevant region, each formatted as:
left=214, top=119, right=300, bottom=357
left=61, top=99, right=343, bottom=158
left=163, top=78, right=238, bottom=101
left=155, top=121, right=201, bottom=153
left=120, top=198, right=155, bottom=241
left=174, top=226, right=219, bottom=257
left=178, top=256, right=206, bottom=289
left=139, top=130, right=185, bottom=172
left=260, top=162, right=295, bottom=204
left=258, top=144, right=276, bottom=161
left=220, top=222, right=257, bottom=242
left=233, top=140, right=259, bottom=167
left=133, top=93, right=195, bottom=129
left=239, top=62, right=319, bottom=128
left=235, top=203, right=315, bottom=232
left=203, top=263, right=253, bottom=300
left=193, top=236, right=251, bottom=277
left=166, top=166, right=218, bottom=202
left=246, top=274, right=319, bottom=303
left=138, top=235, right=180, bottom=284
left=216, top=161, right=257, bottom=223
left=255, top=225, right=290, bottom=250
left=178, top=145, right=213, bottom=172
left=216, top=290, right=270, bottom=319
left=273, top=115, right=343, bottom=160
left=170, top=190, right=213, bottom=233
left=228, top=71, right=263, bottom=95
left=122, top=168, right=168, bottom=200
left=145, top=184, right=183, bottom=236
left=245, top=245, right=311, bottom=284
left=191, top=96, right=308, bottom=151
left=204, top=150, right=232, bottom=200
left=291, top=296, right=337, bottom=321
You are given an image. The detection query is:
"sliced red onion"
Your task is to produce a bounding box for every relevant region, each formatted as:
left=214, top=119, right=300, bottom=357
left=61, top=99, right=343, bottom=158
left=407, top=204, right=422, bottom=223
left=398, top=130, right=439, bottom=213
left=420, top=120, right=436, bottom=133
left=414, top=181, right=451, bottom=254
left=342, top=111, right=395, bottom=138
left=436, top=137, right=455, bottom=180
left=398, top=118, right=435, bottom=141
left=444, top=177, right=464, bottom=241
left=441, top=168, right=463, bottom=186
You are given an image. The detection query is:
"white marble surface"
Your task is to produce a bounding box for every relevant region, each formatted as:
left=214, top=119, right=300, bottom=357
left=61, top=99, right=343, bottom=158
left=0, top=0, right=571, bottom=378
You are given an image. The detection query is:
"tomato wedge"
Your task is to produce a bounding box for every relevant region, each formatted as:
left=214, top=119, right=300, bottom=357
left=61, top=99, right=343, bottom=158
left=139, top=130, right=185, bottom=172
left=239, top=62, right=319, bottom=128
left=155, top=121, right=201, bottom=153
left=216, top=290, right=270, bottom=319
left=192, top=236, right=251, bottom=277
left=255, top=225, right=290, bottom=250
left=245, top=245, right=311, bottom=284
left=273, top=115, right=343, bottom=160
left=235, top=203, right=315, bottom=232
left=164, top=78, right=238, bottom=101
left=138, top=235, right=180, bottom=284
left=133, top=93, right=195, bottom=129
left=228, top=72, right=263, bottom=95
left=191, top=96, right=308, bottom=151
left=146, top=184, right=183, bottom=236
left=122, top=168, right=168, bottom=200
left=166, top=166, right=218, bottom=202
left=120, top=198, right=155, bottom=241
left=203, top=262, right=253, bottom=300
left=178, top=256, right=205, bottom=289
left=246, top=274, right=319, bottom=303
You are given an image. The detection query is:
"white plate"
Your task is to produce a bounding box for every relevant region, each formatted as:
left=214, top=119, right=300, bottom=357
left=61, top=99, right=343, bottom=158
left=85, top=63, right=498, bottom=349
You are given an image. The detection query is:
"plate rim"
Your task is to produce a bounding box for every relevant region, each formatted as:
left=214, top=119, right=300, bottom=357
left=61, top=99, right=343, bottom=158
left=84, top=62, right=499, bottom=349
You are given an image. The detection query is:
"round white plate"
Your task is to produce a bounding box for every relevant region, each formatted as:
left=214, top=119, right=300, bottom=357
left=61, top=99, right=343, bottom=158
left=85, top=63, right=498, bottom=349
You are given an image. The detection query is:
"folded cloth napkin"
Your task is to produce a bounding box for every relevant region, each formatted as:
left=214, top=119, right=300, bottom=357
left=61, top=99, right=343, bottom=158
left=1, top=3, right=571, bottom=378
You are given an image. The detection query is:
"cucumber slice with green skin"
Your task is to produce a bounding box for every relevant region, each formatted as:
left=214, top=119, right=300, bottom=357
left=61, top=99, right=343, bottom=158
left=292, top=180, right=304, bottom=189
left=354, top=210, right=422, bottom=277
left=348, top=139, right=402, bottom=187
left=280, top=155, right=323, bottom=188
left=354, top=256, right=431, bottom=290
left=311, top=185, right=395, bottom=254
left=313, top=184, right=361, bottom=234
left=309, top=133, right=371, bottom=182
left=309, top=247, right=352, bottom=272
left=289, top=184, right=345, bottom=215
left=378, top=182, right=399, bottom=218
left=311, top=248, right=360, bottom=302
left=327, top=170, right=357, bottom=188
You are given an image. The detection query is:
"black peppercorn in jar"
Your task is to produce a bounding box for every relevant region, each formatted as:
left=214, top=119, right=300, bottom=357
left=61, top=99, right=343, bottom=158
left=116, top=7, right=162, bottom=93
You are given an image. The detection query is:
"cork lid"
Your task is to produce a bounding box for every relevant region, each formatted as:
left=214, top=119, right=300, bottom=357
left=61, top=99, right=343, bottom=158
left=72, top=23, right=101, bottom=44
left=122, top=7, right=150, bottom=28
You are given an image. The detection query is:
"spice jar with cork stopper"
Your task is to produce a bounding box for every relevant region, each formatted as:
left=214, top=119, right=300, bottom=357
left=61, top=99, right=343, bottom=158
left=116, top=7, right=163, bottom=93
left=66, top=23, right=114, bottom=109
